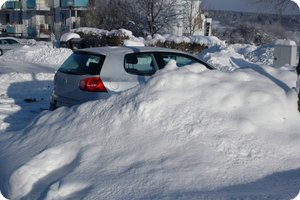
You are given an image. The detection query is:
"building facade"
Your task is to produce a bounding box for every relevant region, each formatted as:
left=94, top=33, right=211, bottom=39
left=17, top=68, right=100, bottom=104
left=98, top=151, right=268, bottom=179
left=0, top=0, right=88, bottom=39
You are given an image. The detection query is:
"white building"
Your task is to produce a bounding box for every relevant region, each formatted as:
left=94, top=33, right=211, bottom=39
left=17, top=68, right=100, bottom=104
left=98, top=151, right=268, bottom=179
left=0, top=0, right=88, bottom=39
left=173, top=0, right=212, bottom=36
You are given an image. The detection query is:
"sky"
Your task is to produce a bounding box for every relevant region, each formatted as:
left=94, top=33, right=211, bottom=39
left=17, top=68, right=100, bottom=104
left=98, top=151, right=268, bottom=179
left=0, top=0, right=5, bottom=8
left=202, top=0, right=300, bottom=14
left=1, top=0, right=299, bottom=15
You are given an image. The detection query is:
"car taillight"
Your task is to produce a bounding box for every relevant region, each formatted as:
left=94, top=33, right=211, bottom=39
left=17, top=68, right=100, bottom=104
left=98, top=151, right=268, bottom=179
left=79, top=77, right=107, bottom=92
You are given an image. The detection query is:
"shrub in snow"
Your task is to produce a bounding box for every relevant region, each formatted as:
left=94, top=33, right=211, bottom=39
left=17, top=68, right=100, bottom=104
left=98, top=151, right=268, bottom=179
left=72, top=28, right=131, bottom=47
left=151, top=40, right=206, bottom=54
left=213, top=23, right=274, bottom=45
left=145, top=33, right=225, bottom=54
left=66, top=28, right=225, bottom=54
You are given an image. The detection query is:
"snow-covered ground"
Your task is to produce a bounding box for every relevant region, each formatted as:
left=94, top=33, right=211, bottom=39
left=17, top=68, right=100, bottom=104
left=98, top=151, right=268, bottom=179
left=0, top=41, right=300, bottom=200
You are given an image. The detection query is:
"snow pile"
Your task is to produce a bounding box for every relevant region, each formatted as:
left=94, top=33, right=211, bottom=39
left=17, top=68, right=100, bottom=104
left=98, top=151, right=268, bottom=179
left=73, top=27, right=134, bottom=38
left=0, top=59, right=300, bottom=199
left=274, top=39, right=297, bottom=46
left=243, top=45, right=274, bottom=65
left=60, top=32, right=80, bottom=42
left=200, top=44, right=275, bottom=71
left=0, top=39, right=299, bottom=199
left=146, top=33, right=225, bottom=48
left=71, top=27, right=225, bottom=48
left=0, top=43, right=72, bottom=66
left=17, top=38, right=37, bottom=45
left=200, top=45, right=245, bottom=71
left=72, top=27, right=110, bottom=36
left=73, top=27, right=145, bottom=46
left=123, top=39, right=145, bottom=47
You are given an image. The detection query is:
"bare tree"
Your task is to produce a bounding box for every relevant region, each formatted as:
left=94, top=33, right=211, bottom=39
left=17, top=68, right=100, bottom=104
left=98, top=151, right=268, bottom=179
left=83, top=0, right=182, bottom=36
left=130, top=0, right=183, bottom=36
left=82, top=0, right=131, bottom=30
left=182, top=0, right=203, bottom=36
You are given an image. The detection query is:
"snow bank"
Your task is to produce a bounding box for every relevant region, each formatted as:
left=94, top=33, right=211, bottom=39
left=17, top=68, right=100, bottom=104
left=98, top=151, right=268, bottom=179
left=200, top=44, right=276, bottom=71
left=1, top=59, right=300, bottom=199
left=0, top=43, right=72, bottom=66
left=200, top=45, right=245, bottom=71
left=0, top=39, right=299, bottom=199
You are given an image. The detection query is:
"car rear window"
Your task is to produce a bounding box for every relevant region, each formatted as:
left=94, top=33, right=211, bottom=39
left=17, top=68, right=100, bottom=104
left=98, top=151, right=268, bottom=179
left=58, top=52, right=105, bottom=75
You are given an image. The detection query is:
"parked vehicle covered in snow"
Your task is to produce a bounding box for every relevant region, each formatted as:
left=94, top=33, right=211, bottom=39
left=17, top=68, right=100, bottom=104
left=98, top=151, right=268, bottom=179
left=50, top=46, right=214, bottom=109
left=0, top=37, right=22, bottom=56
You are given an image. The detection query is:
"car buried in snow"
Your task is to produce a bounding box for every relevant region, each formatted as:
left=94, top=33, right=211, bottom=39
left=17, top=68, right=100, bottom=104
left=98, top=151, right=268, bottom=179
left=50, top=46, right=214, bottom=109
left=0, top=37, right=22, bottom=56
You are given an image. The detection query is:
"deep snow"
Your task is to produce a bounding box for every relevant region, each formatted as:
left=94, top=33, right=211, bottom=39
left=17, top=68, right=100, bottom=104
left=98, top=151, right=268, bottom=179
left=0, top=41, right=300, bottom=200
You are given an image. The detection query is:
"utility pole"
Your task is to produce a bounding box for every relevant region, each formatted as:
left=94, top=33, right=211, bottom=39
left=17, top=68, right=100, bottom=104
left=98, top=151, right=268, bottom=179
left=67, top=0, right=73, bottom=30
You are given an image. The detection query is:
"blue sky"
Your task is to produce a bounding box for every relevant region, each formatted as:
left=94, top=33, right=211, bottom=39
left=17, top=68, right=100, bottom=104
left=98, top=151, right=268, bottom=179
left=202, top=0, right=300, bottom=14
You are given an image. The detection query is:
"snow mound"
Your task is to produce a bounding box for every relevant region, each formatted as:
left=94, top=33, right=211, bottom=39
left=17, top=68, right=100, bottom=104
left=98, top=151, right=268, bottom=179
left=200, top=44, right=276, bottom=71
left=200, top=45, right=245, bottom=71
left=0, top=43, right=72, bottom=66
left=1, top=61, right=300, bottom=199
left=60, top=32, right=80, bottom=42
left=123, top=38, right=145, bottom=47
left=274, top=39, right=297, bottom=46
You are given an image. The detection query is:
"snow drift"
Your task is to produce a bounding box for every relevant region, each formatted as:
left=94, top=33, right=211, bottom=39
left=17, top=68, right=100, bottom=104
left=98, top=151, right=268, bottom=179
left=0, top=58, right=300, bottom=199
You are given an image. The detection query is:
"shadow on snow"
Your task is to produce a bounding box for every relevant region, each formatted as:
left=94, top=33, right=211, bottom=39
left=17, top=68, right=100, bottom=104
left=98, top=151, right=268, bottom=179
left=4, top=73, right=53, bottom=132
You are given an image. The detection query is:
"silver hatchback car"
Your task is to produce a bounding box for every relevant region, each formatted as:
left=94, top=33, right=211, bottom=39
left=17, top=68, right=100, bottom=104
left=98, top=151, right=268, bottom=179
left=0, top=37, right=22, bottom=56
left=50, top=46, right=213, bottom=109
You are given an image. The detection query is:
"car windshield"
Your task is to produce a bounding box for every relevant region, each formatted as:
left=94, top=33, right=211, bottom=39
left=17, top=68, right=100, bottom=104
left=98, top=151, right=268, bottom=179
left=58, top=52, right=105, bottom=75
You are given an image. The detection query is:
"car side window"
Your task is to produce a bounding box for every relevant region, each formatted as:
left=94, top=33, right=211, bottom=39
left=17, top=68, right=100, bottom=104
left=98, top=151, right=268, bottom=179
left=1, top=40, right=8, bottom=45
left=7, top=39, right=19, bottom=44
left=157, top=53, right=199, bottom=68
left=124, top=53, right=156, bottom=76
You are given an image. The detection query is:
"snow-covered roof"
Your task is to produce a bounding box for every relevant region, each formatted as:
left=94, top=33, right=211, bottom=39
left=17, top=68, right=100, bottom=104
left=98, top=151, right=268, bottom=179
left=274, top=39, right=297, bottom=46
left=60, top=32, right=80, bottom=42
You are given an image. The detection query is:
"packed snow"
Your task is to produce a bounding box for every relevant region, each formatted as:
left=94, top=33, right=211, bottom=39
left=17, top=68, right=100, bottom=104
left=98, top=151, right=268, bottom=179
left=275, top=39, right=298, bottom=46
left=71, top=27, right=225, bottom=48
left=0, top=40, right=300, bottom=200
left=60, top=33, right=81, bottom=42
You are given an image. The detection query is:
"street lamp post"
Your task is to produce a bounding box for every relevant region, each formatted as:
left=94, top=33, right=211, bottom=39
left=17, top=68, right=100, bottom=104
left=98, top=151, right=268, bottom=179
left=67, top=0, right=73, bottom=30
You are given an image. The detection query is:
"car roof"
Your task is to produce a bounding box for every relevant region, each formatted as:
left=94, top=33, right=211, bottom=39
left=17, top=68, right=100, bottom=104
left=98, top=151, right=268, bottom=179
left=75, top=46, right=191, bottom=56
left=0, top=37, right=19, bottom=40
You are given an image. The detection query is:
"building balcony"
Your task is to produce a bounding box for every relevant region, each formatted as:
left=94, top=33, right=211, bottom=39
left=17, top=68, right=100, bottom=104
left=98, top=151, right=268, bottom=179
left=60, top=0, right=88, bottom=8
left=27, top=0, right=51, bottom=10
left=3, top=1, right=22, bottom=9
left=26, top=0, right=35, bottom=8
